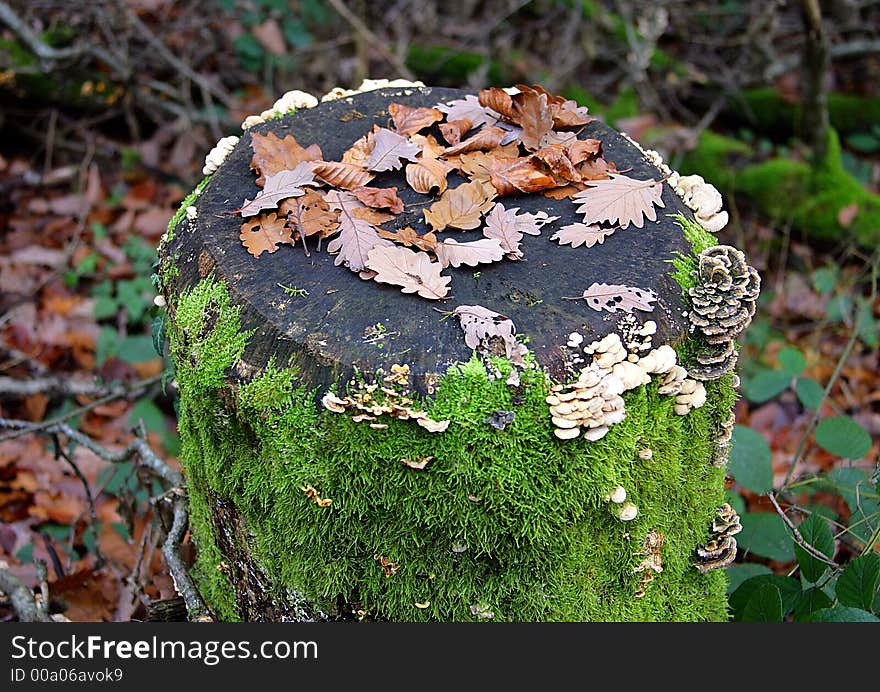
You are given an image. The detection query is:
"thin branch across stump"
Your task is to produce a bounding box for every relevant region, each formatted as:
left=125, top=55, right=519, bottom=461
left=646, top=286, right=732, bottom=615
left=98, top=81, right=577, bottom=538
left=161, top=87, right=694, bottom=393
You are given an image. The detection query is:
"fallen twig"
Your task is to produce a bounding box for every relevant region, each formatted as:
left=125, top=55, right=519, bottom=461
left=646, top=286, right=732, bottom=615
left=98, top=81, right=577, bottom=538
left=768, top=492, right=839, bottom=568
left=0, top=565, right=51, bottom=622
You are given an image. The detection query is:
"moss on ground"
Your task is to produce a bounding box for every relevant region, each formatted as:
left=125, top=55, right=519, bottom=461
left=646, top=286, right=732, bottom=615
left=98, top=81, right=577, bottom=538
left=167, top=275, right=735, bottom=622
left=681, top=129, right=880, bottom=246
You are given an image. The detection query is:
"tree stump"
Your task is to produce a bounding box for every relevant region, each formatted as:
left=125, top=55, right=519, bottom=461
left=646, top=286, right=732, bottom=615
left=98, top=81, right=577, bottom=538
left=158, top=84, right=757, bottom=621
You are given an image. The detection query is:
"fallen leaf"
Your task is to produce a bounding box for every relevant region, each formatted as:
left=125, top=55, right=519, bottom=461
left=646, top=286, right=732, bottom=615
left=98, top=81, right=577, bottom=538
left=458, top=146, right=519, bottom=184
left=533, top=145, right=581, bottom=182
left=543, top=184, right=583, bottom=199
left=310, top=160, right=375, bottom=189
left=452, top=304, right=526, bottom=365
left=483, top=203, right=525, bottom=259
left=434, top=238, right=505, bottom=268
left=352, top=186, right=405, bottom=214
left=325, top=190, right=393, bottom=272
left=577, top=156, right=617, bottom=181
left=365, top=128, right=421, bottom=172
left=565, top=138, right=603, bottom=165
left=550, top=222, right=616, bottom=248
left=489, top=157, right=557, bottom=196
left=351, top=207, right=395, bottom=225
left=366, top=245, right=451, bottom=300
left=439, top=118, right=473, bottom=146
left=280, top=189, right=339, bottom=254
left=378, top=226, right=440, bottom=252
left=405, top=156, right=453, bottom=194
left=240, top=213, right=293, bottom=256
left=238, top=163, right=318, bottom=217
left=444, top=126, right=507, bottom=156
left=251, top=132, right=322, bottom=186
left=389, top=103, right=443, bottom=136
left=341, top=127, right=377, bottom=167
left=573, top=173, right=665, bottom=229
left=567, top=282, right=657, bottom=313
left=512, top=89, right=554, bottom=151
left=424, top=180, right=496, bottom=231
left=436, top=94, right=501, bottom=130
left=507, top=209, right=559, bottom=235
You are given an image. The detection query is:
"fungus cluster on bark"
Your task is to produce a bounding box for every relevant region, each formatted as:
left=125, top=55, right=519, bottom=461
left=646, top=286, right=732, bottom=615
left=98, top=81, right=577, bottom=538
left=687, top=245, right=761, bottom=381
left=694, top=503, right=743, bottom=573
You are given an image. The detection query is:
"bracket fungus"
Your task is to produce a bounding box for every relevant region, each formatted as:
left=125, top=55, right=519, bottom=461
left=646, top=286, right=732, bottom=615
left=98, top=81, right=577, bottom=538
left=694, top=503, right=743, bottom=573
left=687, top=245, right=761, bottom=381
left=202, top=135, right=240, bottom=176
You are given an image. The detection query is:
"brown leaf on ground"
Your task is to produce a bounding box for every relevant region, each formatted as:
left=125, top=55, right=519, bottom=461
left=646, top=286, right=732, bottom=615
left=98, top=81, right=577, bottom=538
left=452, top=304, right=526, bottom=365
left=239, top=212, right=293, bottom=257
left=542, top=184, right=583, bottom=199
left=515, top=89, right=554, bottom=151
left=434, top=237, right=505, bottom=268
left=341, top=126, right=378, bottom=167
left=423, top=180, right=496, bottom=231
left=365, top=128, right=421, bottom=172
left=482, top=202, right=524, bottom=259
left=405, top=156, right=453, bottom=194
left=377, top=226, right=440, bottom=253
left=444, top=126, right=507, bottom=156
left=238, top=163, right=319, bottom=216
left=457, top=145, right=520, bottom=184
left=438, top=118, right=473, bottom=146
left=478, top=88, right=517, bottom=121
left=565, top=138, right=603, bottom=165
left=351, top=186, right=405, bottom=214
left=577, top=156, right=617, bottom=181
left=388, top=103, right=443, bottom=136
left=310, top=161, right=375, bottom=189
left=489, top=157, right=557, bottom=196
left=365, top=245, right=451, bottom=300
left=550, top=222, right=617, bottom=248
left=325, top=190, right=393, bottom=273
left=351, top=207, right=396, bottom=225
left=250, top=132, right=323, bottom=186
left=532, top=145, right=581, bottom=182
left=569, top=282, right=657, bottom=313
left=436, top=94, right=502, bottom=130
left=572, top=173, right=665, bottom=229
left=280, top=189, right=339, bottom=254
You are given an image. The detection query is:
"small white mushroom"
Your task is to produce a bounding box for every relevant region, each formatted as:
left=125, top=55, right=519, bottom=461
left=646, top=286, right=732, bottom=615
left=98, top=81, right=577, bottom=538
left=612, top=361, right=651, bottom=391
left=272, top=89, right=318, bottom=113
left=567, top=332, right=584, bottom=347
left=241, top=114, right=265, bottom=130
left=321, top=392, right=348, bottom=413
left=613, top=502, right=639, bottom=521
left=416, top=417, right=450, bottom=433
left=605, top=486, right=627, bottom=503
left=638, top=320, right=657, bottom=337
left=582, top=426, right=609, bottom=441
left=638, top=448, right=653, bottom=460
left=554, top=426, right=581, bottom=440
left=551, top=416, right=579, bottom=429
left=153, top=294, right=167, bottom=308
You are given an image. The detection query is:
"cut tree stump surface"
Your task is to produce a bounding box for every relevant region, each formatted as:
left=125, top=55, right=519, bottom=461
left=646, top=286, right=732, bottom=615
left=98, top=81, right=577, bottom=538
left=162, top=86, right=693, bottom=391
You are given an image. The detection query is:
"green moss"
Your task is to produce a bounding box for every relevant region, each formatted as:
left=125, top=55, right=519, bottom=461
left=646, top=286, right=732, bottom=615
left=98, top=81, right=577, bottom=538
left=168, top=276, right=735, bottom=621
left=163, top=175, right=213, bottom=244
left=681, top=129, right=880, bottom=246
left=669, top=213, right=717, bottom=293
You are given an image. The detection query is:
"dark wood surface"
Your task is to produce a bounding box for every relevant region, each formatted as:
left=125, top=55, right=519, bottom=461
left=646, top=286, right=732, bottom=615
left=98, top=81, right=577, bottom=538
left=162, top=86, right=695, bottom=392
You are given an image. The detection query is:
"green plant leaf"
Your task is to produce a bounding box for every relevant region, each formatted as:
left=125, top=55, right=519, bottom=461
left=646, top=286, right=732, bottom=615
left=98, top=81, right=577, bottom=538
left=729, top=575, right=801, bottom=620
left=793, top=588, right=833, bottom=621
left=777, top=347, right=806, bottom=375
left=821, top=468, right=880, bottom=544
left=836, top=553, right=880, bottom=611
left=845, top=132, right=880, bottom=153
left=793, top=514, right=835, bottom=583
left=855, top=297, right=878, bottom=348
left=726, top=563, right=772, bottom=594
left=728, top=426, right=773, bottom=493
left=805, top=606, right=880, bottom=622
left=815, top=416, right=872, bottom=459
left=724, top=489, right=746, bottom=517
left=738, top=513, right=795, bottom=562
left=742, top=369, right=791, bottom=403
left=741, top=582, right=783, bottom=622
left=118, top=335, right=159, bottom=363
left=795, top=377, right=825, bottom=410
left=810, top=266, right=838, bottom=295
left=129, top=399, right=166, bottom=434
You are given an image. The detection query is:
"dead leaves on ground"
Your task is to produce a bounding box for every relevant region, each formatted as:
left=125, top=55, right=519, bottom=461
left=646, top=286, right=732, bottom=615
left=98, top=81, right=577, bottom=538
left=233, top=83, right=671, bottom=304
left=565, top=282, right=658, bottom=314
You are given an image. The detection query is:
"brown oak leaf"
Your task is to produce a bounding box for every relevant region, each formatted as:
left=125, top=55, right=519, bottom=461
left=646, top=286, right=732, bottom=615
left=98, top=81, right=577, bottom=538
left=351, top=207, right=395, bottom=225
left=351, top=186, right=405, bottom=214
left=310, top=161, right=375, bottom=189
left=457, top=146, right=520, bottom=184
left=238, top=163, right=318, bottom=217
left=477, top=88, right=517, bottom=121
left=577, top=156, right=617, bottom=181
left=550, top=222, right=616, bottom=248
left=341, top=126, right=378, bottom=167
left=532, top=145, right=581, bottom=182
left=443, top=126, right=507, bottom=156
left=405, top=156, right=453, bottom=194
left=525, top=84, right=594, bottom=128
left=365, top=128, right=421, bottom=172
left=250, top=132, right=322, bottom=186
left=325, top=189, right=393, bottom=273
left=573, top=173, right=665, bottom=229
left=488, top=157, right=557, bottom=196
left=482, top=203, right=524, bottom=259
left=507, top=208, right=560, bottom=236
left=565, top=138, right=603, bottom=166
left=439, top=118, right=473, bottom=146
left=388, top=103, right=443, bottom=136
left=451, top=304, right=526, bottom=366
left=423, top=180, right=496, bottom=232
left=377, top=226, right=439, bottom=253
left=280, top=189, right=339, bottom=256
left=543, top=185, right=584, bottom=199
left=433, top=237, right=505, bottom=268
left=565, top=282, right=657, bottom=313
left=515, top=88, right=554, bottom=151
left=239, top=212, right=293, bottom=257
left=436, top=94, right=502, bottom=130
left=366, top=245, right=451, bottom=300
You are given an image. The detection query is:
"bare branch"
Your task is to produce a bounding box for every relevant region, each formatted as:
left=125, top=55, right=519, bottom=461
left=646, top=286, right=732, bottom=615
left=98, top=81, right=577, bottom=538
left=0, top=566, right=51, bottom=622
left=768, top=492, right=838, bottom=568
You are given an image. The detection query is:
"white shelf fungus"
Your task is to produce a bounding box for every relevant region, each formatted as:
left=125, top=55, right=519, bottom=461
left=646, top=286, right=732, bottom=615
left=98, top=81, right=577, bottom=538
left=321, top=78, right=426, bottom=102
left=202, top=135, right=239, bottom=175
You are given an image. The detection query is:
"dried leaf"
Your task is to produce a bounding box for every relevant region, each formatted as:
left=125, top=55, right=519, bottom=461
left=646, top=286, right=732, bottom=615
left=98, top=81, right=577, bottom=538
left=569, top=282, right=657, bottom=313
left=351, top=186, right=404, bottom=214
left=325, top=190, right=393, bottom=272
left=573, top=173, right=665, bottom=229
left=444, top=126, right=507, bottom=156
left=351, top=206, right=395, bottom=225
left=434, top=238, right=505, bottom=268
left=524, top=84, right=594, bottom=128
left=250, top=132, right=322, bottom=186
left=342, top=127, right=377, bottom=167
left=239, top=212, right=293, bottom=257
left=378, top=226, right=439, bottom=252
left=488, top=157, right=557, bottom=196
left=533, top=145, right=581, bottom=182
left=478, top=88, right=517, bottom=120
left=565, top=138, right=602, bottom=166
left=550, top=222, right=616, bottom=248
left=405, top=156, right=452, bottom=194
left=482, top=203, right=524, bottom=259
left=310, top=161, right=375, bottom=189
left=366, top=245, right=451, bottom=300
left=365, top=128, right=421, bottom=172
left=411, top=133, right=447, bottom=160
left=437, top=94, right=502, bottom=130
left=452, top=304, right=526, bottom=365
left=389, top=103, right=443, bottom=136
left=439, top=118, right=473, bottom=146
left=423, top=180, right=496, bottom=232
left=458, top=146, right=519, bottom=184
left=238, top=163, right=318, bottom=217
left=280, top=189, right=339, bottom=253
left=542, top=184, right=583, bottom=200
left=577, top=156, right=617, bottom=181
left=512, top=89, right=553, bottom=151
left=507, top=209, right=559, bottom=236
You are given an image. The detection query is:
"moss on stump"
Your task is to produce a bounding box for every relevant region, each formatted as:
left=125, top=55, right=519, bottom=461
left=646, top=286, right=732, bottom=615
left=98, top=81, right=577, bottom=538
left=159, top=85, right=741, bottom=621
